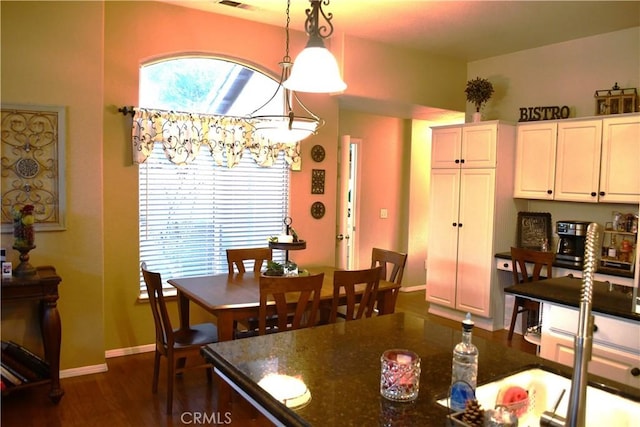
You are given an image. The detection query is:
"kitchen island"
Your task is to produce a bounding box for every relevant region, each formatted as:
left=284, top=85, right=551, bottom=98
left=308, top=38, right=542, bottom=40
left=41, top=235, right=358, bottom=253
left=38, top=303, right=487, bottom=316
left=201, top=312, right=640, bottom=426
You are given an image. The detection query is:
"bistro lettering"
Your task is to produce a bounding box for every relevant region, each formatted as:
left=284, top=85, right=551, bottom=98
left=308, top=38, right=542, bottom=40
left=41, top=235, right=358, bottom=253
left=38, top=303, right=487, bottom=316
left=519, top=106, right=570, bottom=122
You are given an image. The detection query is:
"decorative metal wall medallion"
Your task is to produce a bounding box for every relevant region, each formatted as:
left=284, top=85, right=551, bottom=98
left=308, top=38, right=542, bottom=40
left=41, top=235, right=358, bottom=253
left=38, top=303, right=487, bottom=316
left=311, top=169, right=325, bottom=194
left=1, top=104, right=66, bottom=232
left=310, top=201, right=325, bottom=219
left=311, top=144, right=325, bottom=162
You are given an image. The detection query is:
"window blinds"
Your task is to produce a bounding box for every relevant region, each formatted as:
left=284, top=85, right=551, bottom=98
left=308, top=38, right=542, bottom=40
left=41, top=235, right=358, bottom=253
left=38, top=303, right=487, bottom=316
left=138, top=143, right=288, bottom=296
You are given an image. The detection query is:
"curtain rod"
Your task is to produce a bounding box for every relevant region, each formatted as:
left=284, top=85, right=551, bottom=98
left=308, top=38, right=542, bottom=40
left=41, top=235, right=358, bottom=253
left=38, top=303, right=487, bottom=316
left=118, top=106, right=136, bottom=116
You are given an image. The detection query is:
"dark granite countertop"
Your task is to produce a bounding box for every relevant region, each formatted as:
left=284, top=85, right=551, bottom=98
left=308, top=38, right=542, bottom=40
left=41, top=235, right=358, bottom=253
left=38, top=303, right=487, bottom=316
left=504, top=275, right=639, bottom=322
left=201, top=312, right=640, bottom=426
left=495, top=252, right=635, bottom=279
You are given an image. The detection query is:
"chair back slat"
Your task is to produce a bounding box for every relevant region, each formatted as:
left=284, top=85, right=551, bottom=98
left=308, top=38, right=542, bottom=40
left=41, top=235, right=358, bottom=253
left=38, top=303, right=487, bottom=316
left=330, top=266, right=382, bottom=322
left=371, top=248, right=407, bottom=285
left=226, top=247, right=272, bottom=274
left=258, top=273, right=324, bottom=334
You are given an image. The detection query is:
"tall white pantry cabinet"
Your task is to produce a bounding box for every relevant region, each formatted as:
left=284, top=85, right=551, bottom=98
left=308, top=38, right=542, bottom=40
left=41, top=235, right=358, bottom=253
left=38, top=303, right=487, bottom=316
left=426, top=121, right=523, bottom=331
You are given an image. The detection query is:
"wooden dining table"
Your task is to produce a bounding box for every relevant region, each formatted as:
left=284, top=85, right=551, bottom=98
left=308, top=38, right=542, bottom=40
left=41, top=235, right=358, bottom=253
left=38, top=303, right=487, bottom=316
left=168, top=265, right=401, bottom=342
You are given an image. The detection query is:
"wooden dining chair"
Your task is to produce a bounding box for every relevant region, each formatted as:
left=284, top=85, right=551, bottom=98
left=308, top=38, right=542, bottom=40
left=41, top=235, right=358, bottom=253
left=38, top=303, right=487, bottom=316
left=258, top=273, right=324, bottom=335
left=141, top=262, right=219, bottom=415
left=226, top=247, right=272, bottom=274
left=329, top=266, right=382, bottom=323
left=508, top=247, right=555, bottom=341
left=226, top=247, right=274, bottom=336
left=371, top=248, right=407, bottom=312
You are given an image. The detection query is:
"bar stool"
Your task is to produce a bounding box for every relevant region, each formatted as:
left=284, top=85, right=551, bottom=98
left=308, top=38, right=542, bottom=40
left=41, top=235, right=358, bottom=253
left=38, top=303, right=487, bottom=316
left=508, top=247, right=555, bottom=341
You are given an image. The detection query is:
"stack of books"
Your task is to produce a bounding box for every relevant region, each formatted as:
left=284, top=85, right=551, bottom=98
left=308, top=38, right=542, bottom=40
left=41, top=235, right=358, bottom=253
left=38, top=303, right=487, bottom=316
left=1, top=340, right=50, bottom=391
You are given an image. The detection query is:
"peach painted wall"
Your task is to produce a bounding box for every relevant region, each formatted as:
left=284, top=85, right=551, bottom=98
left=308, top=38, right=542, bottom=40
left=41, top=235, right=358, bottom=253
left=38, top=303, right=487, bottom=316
left=0, top=1, right=105, bottom=369
left=339, top=35, right=467, bottom=112
left=338, top=110, right=410, bottom=270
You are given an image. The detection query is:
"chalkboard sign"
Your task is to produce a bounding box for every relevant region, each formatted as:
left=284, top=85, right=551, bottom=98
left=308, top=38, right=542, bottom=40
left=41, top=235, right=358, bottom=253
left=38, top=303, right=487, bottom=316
left=517, top=212, right=552, bottom=250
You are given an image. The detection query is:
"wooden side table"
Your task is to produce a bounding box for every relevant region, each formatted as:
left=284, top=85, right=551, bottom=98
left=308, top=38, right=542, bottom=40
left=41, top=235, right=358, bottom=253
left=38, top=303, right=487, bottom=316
left=1, top=265, right=64, bottom=403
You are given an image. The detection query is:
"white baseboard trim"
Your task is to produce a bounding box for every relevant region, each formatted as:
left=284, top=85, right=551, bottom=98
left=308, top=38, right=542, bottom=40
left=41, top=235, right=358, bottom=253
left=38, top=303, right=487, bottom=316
left=60, top=363, right=108, bottom=379
left=58, top=344, right=155, bottom=379
left=105, top=343, right=155, bottom=358
left=399, top=284, right=426, bottom=293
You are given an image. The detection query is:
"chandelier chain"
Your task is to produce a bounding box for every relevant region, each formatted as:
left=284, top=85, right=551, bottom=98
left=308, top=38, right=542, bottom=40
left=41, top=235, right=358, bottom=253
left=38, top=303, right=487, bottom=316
left=283, top=0, right=291, bottom=63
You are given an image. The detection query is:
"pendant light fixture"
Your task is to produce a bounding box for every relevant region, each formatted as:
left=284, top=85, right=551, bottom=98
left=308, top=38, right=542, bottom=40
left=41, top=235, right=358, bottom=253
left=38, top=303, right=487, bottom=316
left=283, top=0, right=347, bottom=94
left=250, top=0, right=323, bottom=144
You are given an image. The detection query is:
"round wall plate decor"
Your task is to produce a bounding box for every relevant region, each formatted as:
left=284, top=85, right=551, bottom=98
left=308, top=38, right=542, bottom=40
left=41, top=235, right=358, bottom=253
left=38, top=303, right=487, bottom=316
left=310, top=201, right=325, bottom=219
left=311, top=144, right=325, bottom=162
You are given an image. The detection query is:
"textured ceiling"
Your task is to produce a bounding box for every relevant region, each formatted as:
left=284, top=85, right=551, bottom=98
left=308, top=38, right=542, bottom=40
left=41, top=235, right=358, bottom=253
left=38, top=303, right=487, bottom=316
left=159, top=1, right=640, bottom=61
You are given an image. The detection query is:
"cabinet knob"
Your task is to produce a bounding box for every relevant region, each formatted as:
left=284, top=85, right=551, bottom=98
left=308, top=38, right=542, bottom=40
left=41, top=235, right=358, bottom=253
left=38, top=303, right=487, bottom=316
left=503, top=263, right=509, bottom=268
left=631, top=367, right=640, bottom=377
left=455, top=159, right=460, bottom=164
left=458, top=223, right=463, bottom=227
left=599, top=191, right=605, bottom=196
left=452, top=222, right=457, bottom=227
left=593, top=324, right=598, bottom=333
left=547, top=190, right=553, bottom=195
left=460, top=159, right=465, bottom=164
left=590, top=192, right=597, bottom=197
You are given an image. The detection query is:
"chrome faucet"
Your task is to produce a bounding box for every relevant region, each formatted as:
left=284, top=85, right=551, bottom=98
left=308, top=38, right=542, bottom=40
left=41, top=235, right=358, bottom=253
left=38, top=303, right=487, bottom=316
left=540, top=222, right=601, bottom=427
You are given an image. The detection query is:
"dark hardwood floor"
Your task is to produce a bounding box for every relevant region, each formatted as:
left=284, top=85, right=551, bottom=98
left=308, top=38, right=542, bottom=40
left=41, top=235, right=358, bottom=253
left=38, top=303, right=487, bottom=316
left=1, top=291, right=535, bottom=426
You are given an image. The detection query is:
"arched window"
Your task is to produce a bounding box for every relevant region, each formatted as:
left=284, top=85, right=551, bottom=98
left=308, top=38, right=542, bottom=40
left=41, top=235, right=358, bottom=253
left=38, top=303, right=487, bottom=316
left=138, top=56, right=288, bottom=295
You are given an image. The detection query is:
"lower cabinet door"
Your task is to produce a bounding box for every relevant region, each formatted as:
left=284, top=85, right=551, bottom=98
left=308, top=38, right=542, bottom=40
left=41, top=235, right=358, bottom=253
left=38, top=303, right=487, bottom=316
left=426, top=169, right=460, bottom=308
left=541, top=331, right=640, bottom=389
left=455, top=169, right=495, bottom=317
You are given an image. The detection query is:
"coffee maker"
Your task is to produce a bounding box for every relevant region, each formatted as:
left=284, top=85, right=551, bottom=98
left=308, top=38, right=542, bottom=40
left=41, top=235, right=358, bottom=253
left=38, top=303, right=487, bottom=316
left=556, top=221, right=590, bottom=267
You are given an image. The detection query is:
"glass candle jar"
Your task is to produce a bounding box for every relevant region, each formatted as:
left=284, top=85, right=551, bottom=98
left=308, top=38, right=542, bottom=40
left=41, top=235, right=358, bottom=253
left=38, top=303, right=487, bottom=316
left=380, top=349, right=421, bottom=402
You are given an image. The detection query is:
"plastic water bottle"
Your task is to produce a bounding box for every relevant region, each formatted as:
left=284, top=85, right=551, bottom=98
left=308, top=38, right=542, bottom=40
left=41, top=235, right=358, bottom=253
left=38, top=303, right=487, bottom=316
left=450, top=312, right=479, bottom=412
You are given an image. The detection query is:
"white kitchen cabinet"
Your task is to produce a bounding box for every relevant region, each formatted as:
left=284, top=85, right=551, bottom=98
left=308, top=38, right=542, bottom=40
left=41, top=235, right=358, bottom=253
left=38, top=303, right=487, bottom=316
left=513, top=122, right=557, bottom=200
left=540, top=304, right=640, bottom=388
left=431, top=122, right=497, bottom=169
left=427, top=121, right=521, bottom=330
left=425, top=168, right=495, bottom=314
left=513, top=113, right=640, bottom=204
left=554, top=119, right=602, bottom=202
left=599, top=115, right=640, bottom=203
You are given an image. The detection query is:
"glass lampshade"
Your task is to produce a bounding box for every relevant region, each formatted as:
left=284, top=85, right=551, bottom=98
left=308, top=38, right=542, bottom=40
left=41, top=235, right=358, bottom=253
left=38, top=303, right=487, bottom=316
left=283, top=46, right=347, bottom=94
left=252, top=116, right=319, bottom=145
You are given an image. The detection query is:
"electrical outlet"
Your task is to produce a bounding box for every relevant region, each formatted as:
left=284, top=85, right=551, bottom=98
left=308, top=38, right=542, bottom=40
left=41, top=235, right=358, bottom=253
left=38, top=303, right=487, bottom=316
left=380, top=208, right=388, bottom=219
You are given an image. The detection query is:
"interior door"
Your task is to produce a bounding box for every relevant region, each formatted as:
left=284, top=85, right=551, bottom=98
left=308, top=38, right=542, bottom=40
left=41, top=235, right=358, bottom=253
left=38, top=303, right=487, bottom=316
left=336, top=136, right=360, bottom=269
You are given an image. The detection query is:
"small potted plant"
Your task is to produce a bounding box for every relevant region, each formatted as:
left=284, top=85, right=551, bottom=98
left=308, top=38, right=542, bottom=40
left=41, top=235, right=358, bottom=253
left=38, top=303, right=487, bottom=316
left=465, top=77, right=494, bottom=122
left=264, top=260, right=285, bottom=276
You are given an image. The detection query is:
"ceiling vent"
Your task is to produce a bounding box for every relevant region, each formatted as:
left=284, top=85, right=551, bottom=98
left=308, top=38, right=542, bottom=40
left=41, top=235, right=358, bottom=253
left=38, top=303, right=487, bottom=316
left=216, top=0, right=252, bottom=10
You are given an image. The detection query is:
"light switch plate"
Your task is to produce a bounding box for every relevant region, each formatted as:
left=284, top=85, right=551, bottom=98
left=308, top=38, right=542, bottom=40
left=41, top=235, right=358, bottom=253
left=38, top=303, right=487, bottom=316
left=380, top=208, right=388, bottom=219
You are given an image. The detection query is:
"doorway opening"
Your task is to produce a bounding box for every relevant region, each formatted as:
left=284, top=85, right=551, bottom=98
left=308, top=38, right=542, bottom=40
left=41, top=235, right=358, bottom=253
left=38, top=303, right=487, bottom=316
left=337, top=136, right=361, bottom=269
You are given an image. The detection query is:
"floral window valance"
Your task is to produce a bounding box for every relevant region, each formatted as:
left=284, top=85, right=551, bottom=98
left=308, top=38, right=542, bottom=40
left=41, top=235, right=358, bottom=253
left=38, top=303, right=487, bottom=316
left=129, top=108, right=301, bottom=170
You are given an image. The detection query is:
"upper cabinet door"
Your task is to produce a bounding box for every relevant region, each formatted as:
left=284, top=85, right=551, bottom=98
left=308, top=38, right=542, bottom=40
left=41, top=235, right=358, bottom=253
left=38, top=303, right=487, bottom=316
left=461, top=124, right=497, bottom=168
left=513, top=122, right=557, bottom=200
left=431, top=126, right=462, bottom=169
left=599, top=115, right=640, bottom=204
left=554, top=120, right=602, bottom=203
